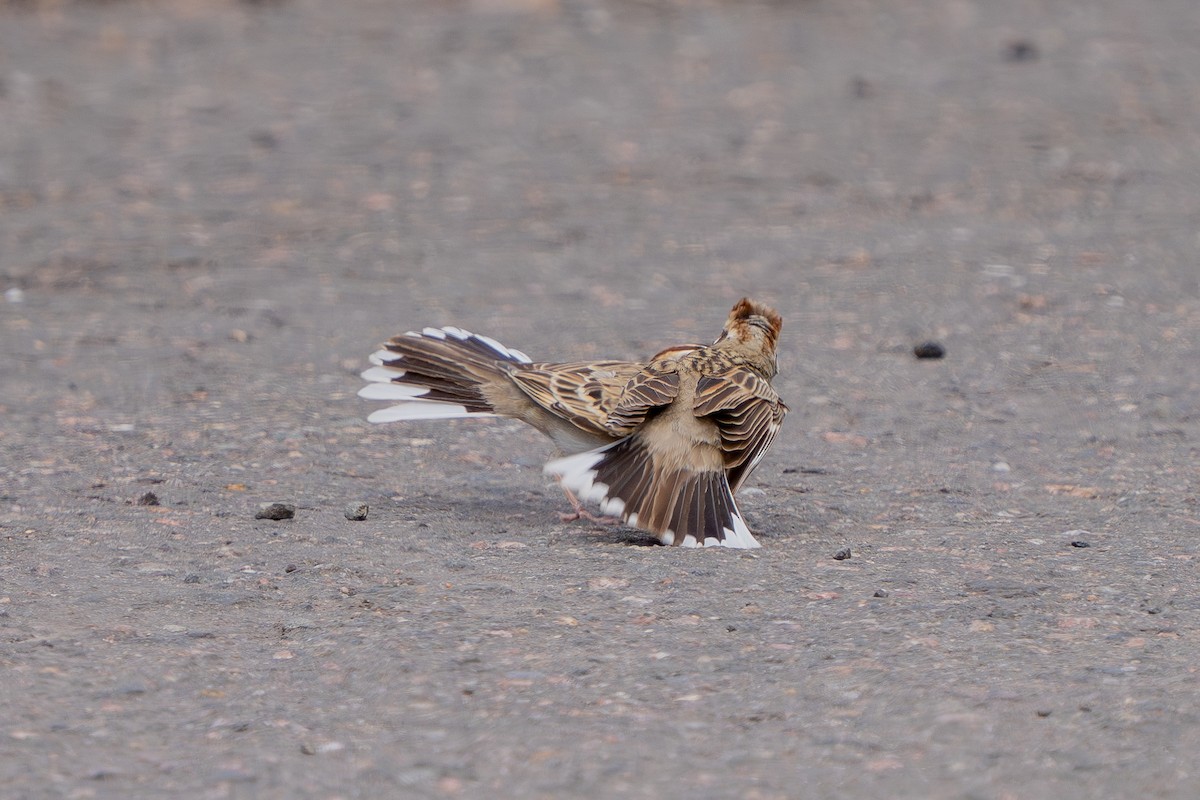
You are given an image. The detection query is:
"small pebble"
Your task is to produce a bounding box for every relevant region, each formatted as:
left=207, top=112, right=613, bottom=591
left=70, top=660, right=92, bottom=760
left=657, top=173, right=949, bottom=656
left=873, top=589, right=889, bottom=598
left=1004, top=40, right=1039, bottom=62
left=1035, top=709, right=1052, bottom=718
left=5, top=287, right=25, bottom=303
left=832, top=547, right=852, bottom=561
left=255, top=502, right=295, bottom=521
left=1070, top=540, right=1090, bottom=548
left=87, top=769, right=120, bottom=781
left=913, top=341, right=946, bottom=359
left=136, top=491, right=160, bottom=506
left=250, top=130, right=280, bottom=150
left=183, top=574, right=201, bottom=584
left=850, top=75, right=874, bottom=99
left=344, top=502, right=370, bottom=521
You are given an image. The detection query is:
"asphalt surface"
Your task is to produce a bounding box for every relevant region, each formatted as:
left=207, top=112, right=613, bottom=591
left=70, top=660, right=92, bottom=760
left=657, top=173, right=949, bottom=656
left=2, top=1, right=1199, bottom=798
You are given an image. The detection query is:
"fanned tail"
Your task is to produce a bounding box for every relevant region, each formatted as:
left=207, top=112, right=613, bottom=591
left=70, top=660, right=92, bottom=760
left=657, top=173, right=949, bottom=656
left=545, top=435, right=760, bottom=549
left=359, top=326, right=532, bottom=423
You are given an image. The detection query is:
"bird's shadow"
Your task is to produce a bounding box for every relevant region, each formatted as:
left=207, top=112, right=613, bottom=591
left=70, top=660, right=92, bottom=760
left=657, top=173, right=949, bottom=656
left=617, top=532, right=665, bottom=548
left=572, top=522, right=663, bottom=548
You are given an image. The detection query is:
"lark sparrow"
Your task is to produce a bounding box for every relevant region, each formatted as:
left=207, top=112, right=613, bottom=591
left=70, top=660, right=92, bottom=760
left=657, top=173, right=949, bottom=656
left=360, top=298, right=787, bottom=548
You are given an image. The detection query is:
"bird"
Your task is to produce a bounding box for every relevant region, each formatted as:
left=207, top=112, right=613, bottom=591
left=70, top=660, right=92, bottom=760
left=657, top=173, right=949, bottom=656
left=359, top=298, right=787, bottom=548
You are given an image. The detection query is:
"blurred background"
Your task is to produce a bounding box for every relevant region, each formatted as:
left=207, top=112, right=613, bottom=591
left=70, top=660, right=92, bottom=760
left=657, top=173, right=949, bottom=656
left=4, top=0, right=1197, bottom=413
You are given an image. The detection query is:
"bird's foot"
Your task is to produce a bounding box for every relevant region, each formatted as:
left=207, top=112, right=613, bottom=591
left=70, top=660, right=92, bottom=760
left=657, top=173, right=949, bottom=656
left=558, top=507, right=620, bottom=525
left=558, top=484, right=620, bottom=525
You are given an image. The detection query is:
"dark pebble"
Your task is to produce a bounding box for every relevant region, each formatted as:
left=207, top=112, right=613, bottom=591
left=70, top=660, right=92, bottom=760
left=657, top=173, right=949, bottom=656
left=136, top=491, right=160, bottom=506
left=87, top=769, right=121, bottom=781
left=183, top=574, right=201, bottom=584
left=1036, top=709, right=1052, bottom=718
left=873, top=589, right=888, bottom=598
left=1004, top=40, right=1039, bottom=62
left=1071, top=540, right=1090, bottom=548
left=833, top=547, right=852, bottom=561
left=344, top=501, right=370, bottom=521
left=913, top=341, right=946, bottom=359
left=249, top=130, right=279, bottom=149
left=255, top=502, right=296, bottom=520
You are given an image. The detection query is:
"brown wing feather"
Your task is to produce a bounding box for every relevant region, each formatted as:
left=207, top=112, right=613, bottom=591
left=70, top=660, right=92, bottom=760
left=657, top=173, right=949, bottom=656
left=507, top=360, right=643, bottom=438
left=693, top=368, right=788, bottom=492
left=605, top=363, right=682, bottom=435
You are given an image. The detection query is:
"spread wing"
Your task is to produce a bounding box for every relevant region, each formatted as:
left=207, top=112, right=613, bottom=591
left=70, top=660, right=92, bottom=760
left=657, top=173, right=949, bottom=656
left=507, top=360, right=644, bottom=438
left=693, top=367, right=788, bottom=492
left=604, top=361, right=682, bottom=435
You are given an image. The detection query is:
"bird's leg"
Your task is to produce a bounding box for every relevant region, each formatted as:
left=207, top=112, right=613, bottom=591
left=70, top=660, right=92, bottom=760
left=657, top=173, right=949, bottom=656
left=557, top=482, right=619, bottom=525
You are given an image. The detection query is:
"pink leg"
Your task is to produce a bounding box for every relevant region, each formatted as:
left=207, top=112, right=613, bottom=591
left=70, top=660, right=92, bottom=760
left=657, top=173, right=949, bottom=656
left=557, top=484, right=619, bottom=525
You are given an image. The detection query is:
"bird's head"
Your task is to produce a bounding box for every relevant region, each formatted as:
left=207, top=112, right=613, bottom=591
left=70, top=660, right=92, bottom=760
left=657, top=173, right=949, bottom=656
left=714, top=298, right=783, bottom=376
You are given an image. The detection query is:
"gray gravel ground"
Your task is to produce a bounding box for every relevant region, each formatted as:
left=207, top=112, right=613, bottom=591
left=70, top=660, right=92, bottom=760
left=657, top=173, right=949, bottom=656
left=2, top=1, right=1199, bottom=798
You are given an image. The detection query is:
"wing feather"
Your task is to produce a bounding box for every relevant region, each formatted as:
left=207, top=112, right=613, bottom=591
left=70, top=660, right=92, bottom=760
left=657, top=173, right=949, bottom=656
left=693, top=367, right=788, bottom=492
left=605, top=362, right=682, bottom=434
left=507, top=360, right=644, bottom=438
